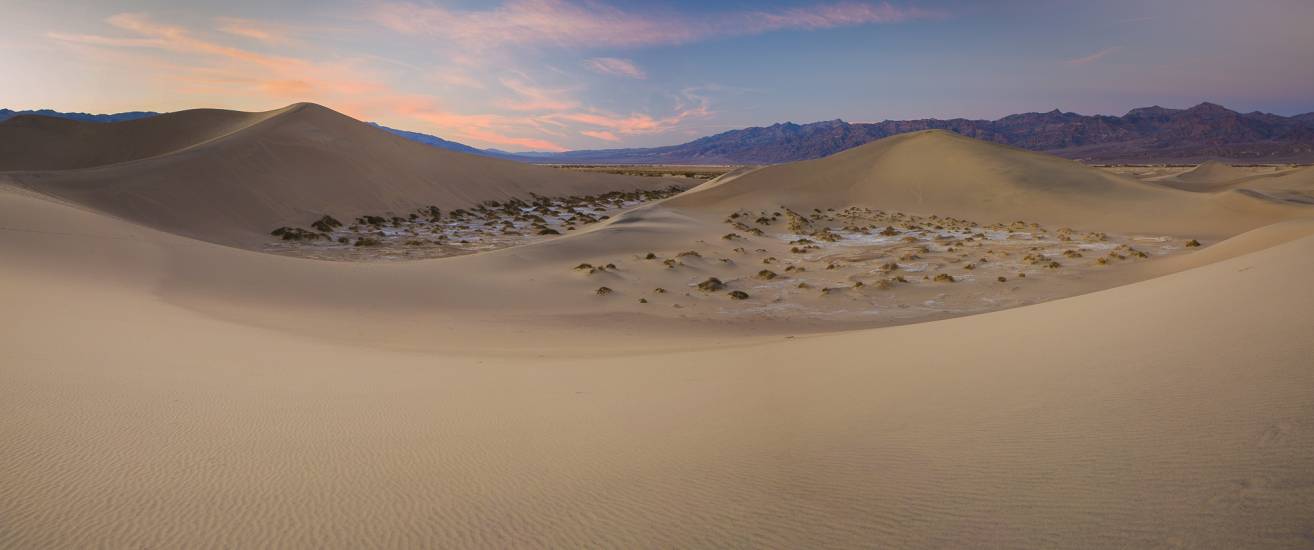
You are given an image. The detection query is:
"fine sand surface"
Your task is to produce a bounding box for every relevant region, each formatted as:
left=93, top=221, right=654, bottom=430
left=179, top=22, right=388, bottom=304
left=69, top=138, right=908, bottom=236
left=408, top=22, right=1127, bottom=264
left=3, top=107, right=1314, bottom=548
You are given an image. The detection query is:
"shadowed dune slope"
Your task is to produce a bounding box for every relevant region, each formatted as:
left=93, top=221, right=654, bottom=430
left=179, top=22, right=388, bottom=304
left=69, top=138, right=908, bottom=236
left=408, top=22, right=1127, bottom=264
left=666, top=130, right=1309, bottom=236
left=0, top=108, right=279, bottom=170
left=0, top=103, right=673, bottom=247
left=2, top=184, right=1314, bottom=547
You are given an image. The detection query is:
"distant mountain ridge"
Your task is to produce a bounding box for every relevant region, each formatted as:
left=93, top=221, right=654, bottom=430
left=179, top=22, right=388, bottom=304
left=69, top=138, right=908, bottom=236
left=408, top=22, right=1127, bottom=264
left=527, top=103, right=1314, bottom=164
left=6, top=103, right=1314, bottom=164
left=0, top=108, right=158, bottom=124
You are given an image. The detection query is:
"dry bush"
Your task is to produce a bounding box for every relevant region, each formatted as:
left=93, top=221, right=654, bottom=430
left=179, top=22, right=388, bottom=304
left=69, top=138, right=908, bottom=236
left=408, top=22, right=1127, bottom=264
left=697, top=277, right=725, bottom=291
left=728, top=290, right=750, bottom=300
left=596, top=287, right=614, bottom=296
left=311, top=215, right=343, bottom=232
left=1185, top=239, right=1201, bottom=247
left=933, top=273, right=955, bottom=283
left=757, top=270, right=778, bottom=280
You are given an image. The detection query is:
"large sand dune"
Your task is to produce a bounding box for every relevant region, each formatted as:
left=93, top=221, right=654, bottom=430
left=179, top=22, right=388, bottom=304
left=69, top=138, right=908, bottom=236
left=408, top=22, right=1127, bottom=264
left=0, top=103, right=672, bottom=247
left=3, top=111, right=1314, bottom=547
left=667, top=130, right=1308, bottom=236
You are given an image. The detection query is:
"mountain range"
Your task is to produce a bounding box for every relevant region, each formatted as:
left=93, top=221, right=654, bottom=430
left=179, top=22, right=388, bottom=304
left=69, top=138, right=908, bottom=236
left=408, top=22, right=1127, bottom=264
left=6, top=102, right=1314, bottom=164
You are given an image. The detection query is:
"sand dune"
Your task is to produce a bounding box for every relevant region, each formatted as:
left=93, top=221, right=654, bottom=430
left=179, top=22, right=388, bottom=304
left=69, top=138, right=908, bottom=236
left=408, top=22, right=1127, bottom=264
left=665, top=130, right=1308, bottom=237
left=3, top=115, right=1314, bottom=547
left=3, top=181, right=1314, bottom=547
left=0, top=103, right=673, bottom=247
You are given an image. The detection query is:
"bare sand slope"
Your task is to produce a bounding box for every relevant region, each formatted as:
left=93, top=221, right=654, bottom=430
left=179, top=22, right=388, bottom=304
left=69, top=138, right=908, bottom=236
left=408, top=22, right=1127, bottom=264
left=1230, top=164, right=1314, bottom=204
left=0, top=103, right=673, bottom=247
left=666, top=130, right=1308, bottom=237
left=3, top=182, right=1314, bottom=548
left=1152, top=161, right=1309, bottom=193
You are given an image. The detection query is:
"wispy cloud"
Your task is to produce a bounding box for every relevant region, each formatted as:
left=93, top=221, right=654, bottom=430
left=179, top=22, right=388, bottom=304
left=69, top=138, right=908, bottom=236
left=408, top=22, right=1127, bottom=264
left=496, top=74, right=581, bottom=111
left=580, top=129, right=620, bottom=141
left=46, top=12, right=572, bottom=151
left=1065, top=47, right=1119, bottom=65
left=584, top=57, right=646, bottom=79
left=372, top=0, right=943, bottom=50
left=215, top=17, right=294, bottom=45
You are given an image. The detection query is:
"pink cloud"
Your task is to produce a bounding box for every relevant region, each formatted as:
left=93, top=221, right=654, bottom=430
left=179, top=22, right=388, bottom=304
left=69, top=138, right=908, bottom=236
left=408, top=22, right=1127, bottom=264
left=496, top=76, right=581, bottom=112
left=584, top=57, right=646, bottom=79
left=372, top=0, right=943, bottom=49
left=215, top=17, right=293, bottom=45
left=47, top=13, right=570, bottom=151
left=580, top=130, right=620, bottom=142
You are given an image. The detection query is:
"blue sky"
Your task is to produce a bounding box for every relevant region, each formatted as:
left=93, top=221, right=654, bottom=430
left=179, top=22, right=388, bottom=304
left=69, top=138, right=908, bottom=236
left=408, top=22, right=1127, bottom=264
left=2, top=0, right=1312, bottom=150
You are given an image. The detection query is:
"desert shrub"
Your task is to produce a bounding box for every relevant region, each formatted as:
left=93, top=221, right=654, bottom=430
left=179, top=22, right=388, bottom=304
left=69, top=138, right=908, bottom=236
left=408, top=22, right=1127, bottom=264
left=933, top=273, right=955, bottom=283
left=645, top=252, right=657, bottom=259
left=697, top=277, right=725, bottom=291
left=964, top=263, right=976, bottom=270
left=1185, top=239, right=1201, bottom=247
left=270, top=227, right=322, bottom=241
left=574, top=263, right=594, bottom=271
left=722, top=233, right=741, bottom=240
left=596, top=287, right=614, bottom=296
left=639, top=298, right=648, bottom=304
left=311, top=215, right=343, bottom=232
left=404, top=239, right=426, bottom=246
left=354, top=237, right=382, bottom=247
left=728, top=290, right=749, bottom=300
left=337, top=236, right=350, bottom=244
left=1096, top=257, right=1109, bottom=265
left=653, top=287, right=667, bottom=294
left=757, top=270, right=778, bottom=280
left=1045, top=261, right=1061, bottom=269
left=677, top=250, right=701, bottom=258
left=605, top=263, right=617, bottom=269
left=797, top=282, right=812, bottom=289
left=997, top=276, right=1007, bottom=282
left=538, top=228, right=561, bottom=235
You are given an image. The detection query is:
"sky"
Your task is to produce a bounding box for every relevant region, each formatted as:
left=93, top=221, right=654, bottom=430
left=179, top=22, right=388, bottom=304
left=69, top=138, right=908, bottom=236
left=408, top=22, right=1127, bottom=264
left=2, top=0, right=1313, bottom=151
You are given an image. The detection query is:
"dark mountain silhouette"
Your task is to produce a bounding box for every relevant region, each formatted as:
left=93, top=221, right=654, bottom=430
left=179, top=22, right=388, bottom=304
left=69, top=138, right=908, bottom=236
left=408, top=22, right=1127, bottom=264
left=524, top=102, right=1314, bottom=164
left=0, top=108, right=158, bottom=124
